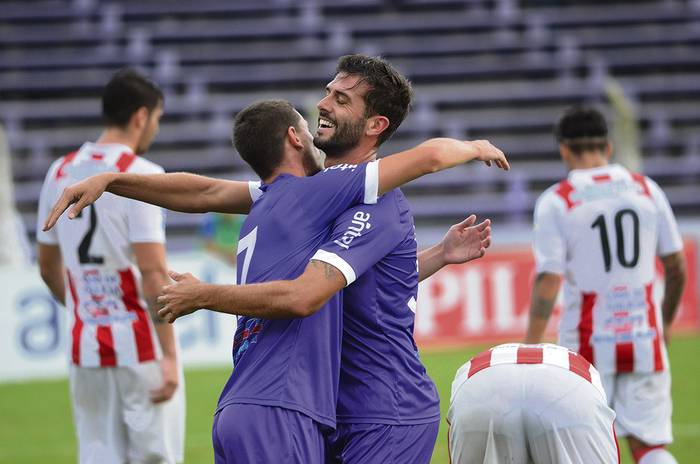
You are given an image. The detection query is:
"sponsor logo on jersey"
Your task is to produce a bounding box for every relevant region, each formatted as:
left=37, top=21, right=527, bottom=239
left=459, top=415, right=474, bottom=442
left=323, top=163, right=358, bottom=173
left=334, top=211, right=371, bottom=250
left=571, top=180, right=640, bottom=203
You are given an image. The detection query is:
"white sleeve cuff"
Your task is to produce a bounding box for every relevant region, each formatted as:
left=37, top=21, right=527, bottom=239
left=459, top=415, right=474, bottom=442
left=658, top=240, right=684, bottom=258
left=129, top=235, right=166, bottom=244
left=310, top=249, right=357, bottom=286
left=363, top=160, right=379, bottom=204
left=36, top=234, right=59, bottom=245
left=249, top=181, right=263, bottom=202
left=535, top=260, right=564, bottom=276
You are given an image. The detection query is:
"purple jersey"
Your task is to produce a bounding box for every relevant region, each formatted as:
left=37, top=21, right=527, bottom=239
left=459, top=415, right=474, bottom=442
left=313, top=189, right=440, bottom=425
left=216, top=161, right=379, bottom=429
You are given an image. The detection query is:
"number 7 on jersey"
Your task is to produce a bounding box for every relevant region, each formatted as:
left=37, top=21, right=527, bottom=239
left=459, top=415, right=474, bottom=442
left=236, top=227, right=258, bottom=285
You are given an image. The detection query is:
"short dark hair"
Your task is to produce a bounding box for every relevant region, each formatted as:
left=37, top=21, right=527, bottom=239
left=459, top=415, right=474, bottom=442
left=336, top=54, right=412, bottom=146
left=555, top=105, right=609, bottom=155
left=233, top=100, right=301, bottom=179
left=102, top=68, right=163, bottom=128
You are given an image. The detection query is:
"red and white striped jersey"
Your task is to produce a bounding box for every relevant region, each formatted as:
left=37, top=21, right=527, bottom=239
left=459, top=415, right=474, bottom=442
left=533, top=164, right=683, bottom=374
left=37, top=143, right=165, bottom=368
left=450, top=343, right=606, bottom=402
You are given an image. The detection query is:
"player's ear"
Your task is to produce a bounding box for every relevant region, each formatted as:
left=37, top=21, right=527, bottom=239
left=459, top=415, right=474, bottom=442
left=287, top=126, right=304, bottom=149
left=558, top=143, right=569, bottom=160
left=559, top=143, right=575, bottom=169
left=130, top=106, right=149, bottom=131
left=604, top=141, right=613, bottom=160
left=365, top=115, right=390, bottom=138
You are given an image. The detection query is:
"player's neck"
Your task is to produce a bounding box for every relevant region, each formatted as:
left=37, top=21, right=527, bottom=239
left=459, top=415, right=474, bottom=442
left=263, top=159, right=306, bottom=184
left=324, top=144, right=378, bottom=167
left=568, top=153, right=610, bottom=171
left=96, top=128, right=138, bottom=152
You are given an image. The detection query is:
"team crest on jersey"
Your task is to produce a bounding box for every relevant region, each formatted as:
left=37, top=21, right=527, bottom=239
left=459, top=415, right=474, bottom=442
left=334, top=211, right=371, bottom=250
left=232, top=318, right=265, bottom=365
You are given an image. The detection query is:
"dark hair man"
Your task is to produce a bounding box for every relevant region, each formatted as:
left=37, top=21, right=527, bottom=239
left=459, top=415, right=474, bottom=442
left=37, top=68, right=184, bottom=463
left=525, top=106, right=686, bottom=464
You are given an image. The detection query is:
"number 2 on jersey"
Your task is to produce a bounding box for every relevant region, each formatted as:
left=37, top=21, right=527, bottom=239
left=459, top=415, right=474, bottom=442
left=237, top=227, right=258, bottom=285
left=591, top=209, right=640, bottom=272
left=77, top=205, right=104, bottom=264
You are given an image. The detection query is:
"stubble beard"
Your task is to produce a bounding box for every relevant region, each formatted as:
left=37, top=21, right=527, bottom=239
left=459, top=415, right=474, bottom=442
left=313, top=118, right=365, bottom=159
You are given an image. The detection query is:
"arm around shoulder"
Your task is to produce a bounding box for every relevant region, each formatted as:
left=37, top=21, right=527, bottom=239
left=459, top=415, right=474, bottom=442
left=158, top=260, right=347, bottom=322
left=376, top=138, right=509, bottom=196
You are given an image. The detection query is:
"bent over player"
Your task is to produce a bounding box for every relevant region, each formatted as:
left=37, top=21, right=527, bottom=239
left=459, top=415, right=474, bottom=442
left=525, top=106, right=687, bottom=464
left=37, top=69, right=184, bottom=464
left=448, top=343, right=619, bottom=463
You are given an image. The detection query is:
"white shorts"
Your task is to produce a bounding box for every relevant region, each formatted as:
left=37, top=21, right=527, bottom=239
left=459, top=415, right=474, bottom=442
left=601, top=370, right=673, bottom=445
left=69, top=361, right=185, bottom=464
left=447, top=363, right=618, bottom=464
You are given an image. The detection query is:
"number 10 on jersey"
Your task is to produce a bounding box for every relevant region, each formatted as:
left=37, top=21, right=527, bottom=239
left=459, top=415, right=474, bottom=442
left=591, top=209, right=640, bottom=272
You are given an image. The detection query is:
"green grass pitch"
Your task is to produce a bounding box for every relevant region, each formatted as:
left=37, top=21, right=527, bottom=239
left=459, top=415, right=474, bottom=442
left=1, top=335, right=698, bottom=463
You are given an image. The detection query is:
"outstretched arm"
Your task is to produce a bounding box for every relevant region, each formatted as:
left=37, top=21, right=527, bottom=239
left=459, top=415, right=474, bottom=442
left=524, top=272, right=561, bottom=343
left=417, top=215, right=491, bottom=282
left=157, top=260, right=346, bottom=323
left=377, top=138, right=509, bottom=196
left=43, top=172, right=254, bottom=231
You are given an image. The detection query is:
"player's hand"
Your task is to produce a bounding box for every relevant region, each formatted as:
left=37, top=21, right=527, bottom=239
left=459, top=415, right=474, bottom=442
left=157, top=271, right=204, bottom=323
left=150, top=355, right=179, bottom=403
left=663, top=322, right=672, bottom=346
left=43, top=173, right=114, bottom=231
left=467, top=140, right=510, bottom=171
left=441, top=215, right=491, bottom=264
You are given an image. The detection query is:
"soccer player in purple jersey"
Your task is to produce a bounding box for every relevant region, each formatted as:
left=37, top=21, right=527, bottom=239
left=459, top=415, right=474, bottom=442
left=164, top=56, right=496, bottom=463
left=45, top=98, right=507, bottom=463
left=314, top=55, right=446, bottom=464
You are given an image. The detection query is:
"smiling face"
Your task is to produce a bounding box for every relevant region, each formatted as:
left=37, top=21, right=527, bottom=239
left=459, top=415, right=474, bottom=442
left=314, top=72, right=370, bottom=158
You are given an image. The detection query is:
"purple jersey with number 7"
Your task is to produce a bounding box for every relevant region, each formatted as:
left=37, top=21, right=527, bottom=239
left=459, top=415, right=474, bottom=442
left=216, top=161, right=379, bottom=430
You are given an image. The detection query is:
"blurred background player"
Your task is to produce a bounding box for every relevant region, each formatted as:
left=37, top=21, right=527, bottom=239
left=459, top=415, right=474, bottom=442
left=447, top=343, right=619, bottom=464
left=525, top=106, right=687, bottom=464
left=36, top=69, right=184, bottom=464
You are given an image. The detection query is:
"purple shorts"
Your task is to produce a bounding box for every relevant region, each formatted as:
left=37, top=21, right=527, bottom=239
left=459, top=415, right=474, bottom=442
left=213, top=403, right=326, bottom=464
left=327, top=421, right=439, bottom=464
